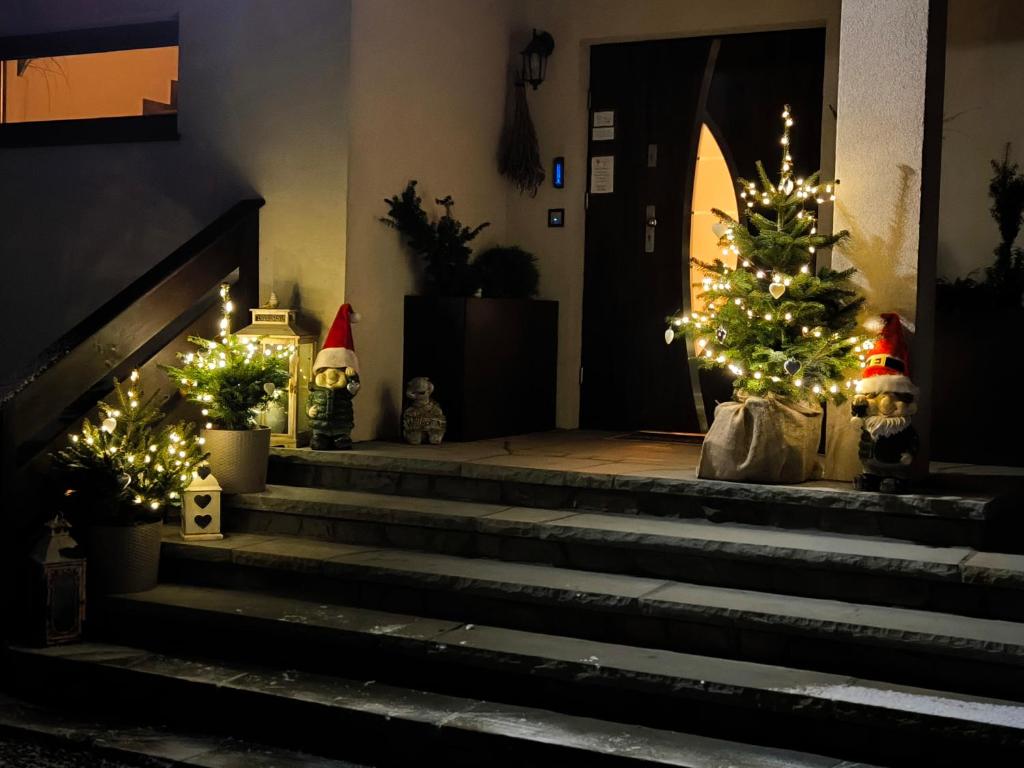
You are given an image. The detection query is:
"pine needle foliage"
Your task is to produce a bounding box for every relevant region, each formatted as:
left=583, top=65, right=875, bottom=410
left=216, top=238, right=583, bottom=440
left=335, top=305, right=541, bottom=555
left=163, top=335, right=290, bottom=430
left=52, top=373, right=207, bottom=525
left=381, top=181, right=490, bottom=297
left=163, top=284, right=290, bottom=430
left=666, top=105, right=865, bottom=404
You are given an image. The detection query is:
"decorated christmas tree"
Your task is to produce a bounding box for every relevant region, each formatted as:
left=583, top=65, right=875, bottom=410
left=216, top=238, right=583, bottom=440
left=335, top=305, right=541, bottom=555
left=163, top=284, right=291, bottom=430
left=666, top=105, right=865, bottom=403
left=53, top=370, right=207, bottom=523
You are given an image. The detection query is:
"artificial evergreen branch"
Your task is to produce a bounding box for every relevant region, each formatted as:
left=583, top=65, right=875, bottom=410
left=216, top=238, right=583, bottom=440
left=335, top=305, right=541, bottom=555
left=666, top=105, right=865, bottom=404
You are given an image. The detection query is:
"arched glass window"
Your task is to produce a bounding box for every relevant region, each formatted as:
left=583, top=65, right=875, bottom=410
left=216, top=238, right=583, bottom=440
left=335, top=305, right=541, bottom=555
left=689, top=123, right=738, bottom=354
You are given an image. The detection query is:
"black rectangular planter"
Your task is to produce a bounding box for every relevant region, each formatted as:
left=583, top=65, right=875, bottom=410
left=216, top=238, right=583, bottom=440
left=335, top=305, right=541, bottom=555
left=403, top=297, right=558, bottom=441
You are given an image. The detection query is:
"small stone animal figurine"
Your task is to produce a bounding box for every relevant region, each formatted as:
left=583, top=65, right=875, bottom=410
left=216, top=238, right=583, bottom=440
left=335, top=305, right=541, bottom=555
left=402, top=377, right=446, bottom=445
left=309, top=303, right=361, bottom=450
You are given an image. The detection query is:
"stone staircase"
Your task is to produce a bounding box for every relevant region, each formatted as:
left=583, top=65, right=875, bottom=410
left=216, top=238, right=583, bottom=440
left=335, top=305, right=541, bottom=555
left=10, top=439, right=1024, bottom=766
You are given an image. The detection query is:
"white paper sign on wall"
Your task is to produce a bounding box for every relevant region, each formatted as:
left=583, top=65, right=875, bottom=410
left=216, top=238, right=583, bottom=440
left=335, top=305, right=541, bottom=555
left=592, top=126, right=615, bottom=141
left=590, top=156, right=614, bottom=194
left=592, top=110, right=615, bottom=127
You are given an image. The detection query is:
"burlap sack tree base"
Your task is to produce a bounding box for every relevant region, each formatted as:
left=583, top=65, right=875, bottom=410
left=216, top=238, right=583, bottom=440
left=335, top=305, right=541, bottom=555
left=698, top=395, right=823, bottom=484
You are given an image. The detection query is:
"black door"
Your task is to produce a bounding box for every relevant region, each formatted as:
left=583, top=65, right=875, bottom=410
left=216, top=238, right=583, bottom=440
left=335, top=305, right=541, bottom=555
left=580, top=29, right=825, bottom=432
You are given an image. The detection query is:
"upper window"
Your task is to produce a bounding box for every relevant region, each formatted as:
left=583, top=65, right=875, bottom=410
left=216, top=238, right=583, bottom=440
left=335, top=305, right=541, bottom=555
left=0, top=20, right=178, bottom=147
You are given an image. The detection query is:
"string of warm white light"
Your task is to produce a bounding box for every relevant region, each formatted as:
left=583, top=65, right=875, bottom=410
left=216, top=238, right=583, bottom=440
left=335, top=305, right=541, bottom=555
left=170, top=283, right=293, bottom=430
left=665, top=105, right=861, bottom=401
left=66, top=368, right=206, bottom=511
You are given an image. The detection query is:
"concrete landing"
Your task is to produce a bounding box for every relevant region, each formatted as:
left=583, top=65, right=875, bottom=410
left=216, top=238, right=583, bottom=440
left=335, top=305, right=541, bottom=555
left=271, top=430, right=998, bottom=523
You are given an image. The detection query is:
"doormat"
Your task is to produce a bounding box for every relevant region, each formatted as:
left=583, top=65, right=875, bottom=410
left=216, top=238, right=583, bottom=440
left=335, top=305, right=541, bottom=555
left=611, top=431, right=705, bottom=445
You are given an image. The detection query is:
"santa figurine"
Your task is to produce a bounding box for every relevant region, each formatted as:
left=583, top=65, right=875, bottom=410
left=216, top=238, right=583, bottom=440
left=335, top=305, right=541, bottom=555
left=308, top=304, right=361, bottom=450
left=850, top=313, right=918, bottom=493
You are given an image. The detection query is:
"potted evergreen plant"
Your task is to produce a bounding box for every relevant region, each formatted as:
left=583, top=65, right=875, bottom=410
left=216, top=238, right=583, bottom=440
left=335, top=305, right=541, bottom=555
left=163, top=285, right=290, bottom=493
left=52, top=371, right=207, bottom=594
left=382, top=182, right=557, bottom=440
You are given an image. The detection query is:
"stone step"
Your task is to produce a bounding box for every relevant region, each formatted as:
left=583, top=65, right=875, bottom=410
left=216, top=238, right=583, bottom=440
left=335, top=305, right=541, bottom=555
left=90, top=583, right=1024, bottom=767
left=160, top=530, right=1024, bottom=700
left=269, top=447, right=1015, bottom=550
left=3, top=643, right=877, bottom=768
left=225, top=485, right=1024, bottom=621
left=0, top=691, right=358, bottom=767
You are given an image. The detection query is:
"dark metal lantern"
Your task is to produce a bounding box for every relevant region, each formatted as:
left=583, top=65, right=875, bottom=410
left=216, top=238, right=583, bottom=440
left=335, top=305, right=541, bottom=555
left=29, top=513, right=85, bottom=646
left=519, top=29, right=554, bottom=89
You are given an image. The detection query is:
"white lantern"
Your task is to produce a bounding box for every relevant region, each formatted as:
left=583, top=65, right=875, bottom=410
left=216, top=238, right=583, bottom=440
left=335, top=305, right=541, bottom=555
left=235, top=293, right=316, bottom=448
left=181, top=468, right=223, bottom=541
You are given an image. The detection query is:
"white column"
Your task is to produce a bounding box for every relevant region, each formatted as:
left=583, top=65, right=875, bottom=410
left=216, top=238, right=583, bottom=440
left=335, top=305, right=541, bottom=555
left=825, top=0, right=944, bottom=480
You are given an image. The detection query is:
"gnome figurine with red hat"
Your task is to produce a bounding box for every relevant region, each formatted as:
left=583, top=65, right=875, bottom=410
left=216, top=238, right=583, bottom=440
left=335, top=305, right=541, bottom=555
left=850, top=313, right=919, bottom=493
left=308, top=304, right=361, bottom=450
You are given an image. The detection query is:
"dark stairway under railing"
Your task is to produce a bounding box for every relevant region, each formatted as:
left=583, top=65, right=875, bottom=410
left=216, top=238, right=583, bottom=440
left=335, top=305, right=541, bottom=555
left=0, top=198, right=264, bottom=630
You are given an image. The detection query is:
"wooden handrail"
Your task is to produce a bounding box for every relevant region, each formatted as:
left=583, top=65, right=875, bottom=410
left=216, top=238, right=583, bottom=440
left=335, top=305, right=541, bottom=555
left=0, top=198, right=263, bottom=493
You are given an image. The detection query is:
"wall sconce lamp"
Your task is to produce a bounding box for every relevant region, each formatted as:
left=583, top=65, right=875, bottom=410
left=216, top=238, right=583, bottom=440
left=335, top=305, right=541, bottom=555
left=519, top=29, right=555, bottom=90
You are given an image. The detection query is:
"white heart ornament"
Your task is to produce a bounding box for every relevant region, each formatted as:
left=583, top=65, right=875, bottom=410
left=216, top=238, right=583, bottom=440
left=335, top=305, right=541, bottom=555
left=781, top=178, right=795, bottom=195
left=264, top=382, right=276, bottom=395
left=769, top=283, right=786, bottom=299
left=711, top=221, right=729, bottom=238
left=664, top=328, right=675, bottom=345
left=101, top=417, right=117, bottom=433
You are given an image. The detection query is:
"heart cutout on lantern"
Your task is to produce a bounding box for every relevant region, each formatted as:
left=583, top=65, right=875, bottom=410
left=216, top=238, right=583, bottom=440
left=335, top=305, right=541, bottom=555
left=769, top=283, right=786, bottom=299
left=195, top=494, right=213, bottom=509
left=197, top=466, right=211, bottom=480
left=194, top=513, right=213, bottom=529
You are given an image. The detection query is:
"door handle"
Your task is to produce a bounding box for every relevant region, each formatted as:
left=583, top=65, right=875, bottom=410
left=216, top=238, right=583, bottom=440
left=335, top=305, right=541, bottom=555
left=645, top=205, right=656, bottom=253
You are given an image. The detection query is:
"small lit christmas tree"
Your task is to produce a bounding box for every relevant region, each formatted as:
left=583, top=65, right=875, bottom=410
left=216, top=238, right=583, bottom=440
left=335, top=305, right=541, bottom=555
left=53, top=370, right=208, bottom=523
left=666, top=105, right=865, bottom=403
left=163, top=284, right=291, bottom=430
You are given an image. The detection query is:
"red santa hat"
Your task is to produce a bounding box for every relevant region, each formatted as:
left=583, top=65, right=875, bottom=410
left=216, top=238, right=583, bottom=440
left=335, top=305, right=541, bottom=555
left=857, top=312, right=917, bottom=396
left=314, top=303, right=360, bottom=373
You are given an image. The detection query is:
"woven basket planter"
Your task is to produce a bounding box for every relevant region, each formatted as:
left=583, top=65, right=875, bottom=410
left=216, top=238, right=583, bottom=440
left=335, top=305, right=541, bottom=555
left=85, top=521, right=162, bottom=594
left=201, top=426, right=271, bottom=494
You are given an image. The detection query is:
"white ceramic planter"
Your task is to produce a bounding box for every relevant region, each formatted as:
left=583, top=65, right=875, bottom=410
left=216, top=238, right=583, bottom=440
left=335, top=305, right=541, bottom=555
left=85, top=521, right=162, bottom=594
left=201, top=426, right=271, bottom=494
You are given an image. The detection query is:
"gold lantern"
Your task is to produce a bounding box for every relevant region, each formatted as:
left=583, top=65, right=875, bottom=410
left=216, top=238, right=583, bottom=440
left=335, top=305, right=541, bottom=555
left=29, top=514, right=86, bottom=646
left=181, top=468, right=223, bottom=541
left=236, top=294, right=316, bottom=447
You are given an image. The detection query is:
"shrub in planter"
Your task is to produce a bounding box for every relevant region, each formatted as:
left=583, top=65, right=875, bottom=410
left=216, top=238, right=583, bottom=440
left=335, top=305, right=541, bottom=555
left=474, top=246, right=539, bottom=299
left=52, top=373, right=207, bottom=594
left=163, top=286, right=290, bottom=493
left=381, top=181, right=490, bottom=297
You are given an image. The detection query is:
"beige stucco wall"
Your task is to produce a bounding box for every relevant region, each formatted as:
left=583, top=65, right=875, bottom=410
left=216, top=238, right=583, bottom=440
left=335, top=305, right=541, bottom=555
left=826, top=0, right=933, bottom=479
left=939, top=0, right=1024, bottom=280
left=831, top=0, right=930, bottom=321
left=0, top=0, right=351, bottom=380
left=345, top=0, right=514, bottom=440
left=507, top=0, right=842, bottom=429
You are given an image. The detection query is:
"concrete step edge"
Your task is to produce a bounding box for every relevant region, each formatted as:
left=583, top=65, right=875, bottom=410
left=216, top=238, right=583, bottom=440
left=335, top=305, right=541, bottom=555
left=160, top=531, right=1024, bottom=665
left=269, top=447, right=995, bottom=522
left=105, top=583, right=1024, bottom=738
left=228, top=484, right=1005, bottom=586
left=7, top=642, right=865, bottom=768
